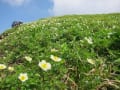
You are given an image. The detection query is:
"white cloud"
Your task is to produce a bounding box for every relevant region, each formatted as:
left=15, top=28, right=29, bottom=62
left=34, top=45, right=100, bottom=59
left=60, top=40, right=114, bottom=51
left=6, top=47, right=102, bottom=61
left=2, top=0, right=31, bottom=6
left=51, top=0, right=120, bottom=15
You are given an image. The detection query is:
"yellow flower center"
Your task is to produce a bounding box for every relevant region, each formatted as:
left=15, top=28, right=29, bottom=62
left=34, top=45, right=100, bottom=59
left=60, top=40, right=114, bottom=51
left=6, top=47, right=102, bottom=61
left=41, top=63, right=47, bottom=68
left=54, top=56, right=59, bottom=61
left=20, top=76, right=26, bottom=81
left=0, top=65, right=6, bottom=69
left=0, top=66, right=3, bottom=69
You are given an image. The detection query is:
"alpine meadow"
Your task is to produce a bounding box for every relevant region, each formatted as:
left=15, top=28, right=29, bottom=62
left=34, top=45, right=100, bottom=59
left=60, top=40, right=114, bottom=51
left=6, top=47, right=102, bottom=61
left=0, top=13, right=120, bottom=90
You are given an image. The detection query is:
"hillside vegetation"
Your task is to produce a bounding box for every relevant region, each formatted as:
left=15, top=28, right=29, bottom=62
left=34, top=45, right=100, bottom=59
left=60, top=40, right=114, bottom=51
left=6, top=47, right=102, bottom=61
left=0, top=13, right=120, bottom=90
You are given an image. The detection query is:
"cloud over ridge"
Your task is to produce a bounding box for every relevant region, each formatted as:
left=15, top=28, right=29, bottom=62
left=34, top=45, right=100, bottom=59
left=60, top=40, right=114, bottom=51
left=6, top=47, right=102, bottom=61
left=51, top=0, right=120, bottom=15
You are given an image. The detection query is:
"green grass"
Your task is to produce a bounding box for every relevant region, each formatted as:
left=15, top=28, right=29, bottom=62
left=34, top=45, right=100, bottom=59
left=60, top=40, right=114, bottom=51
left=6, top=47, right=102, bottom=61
left=0, top=13, right=120, bottom=90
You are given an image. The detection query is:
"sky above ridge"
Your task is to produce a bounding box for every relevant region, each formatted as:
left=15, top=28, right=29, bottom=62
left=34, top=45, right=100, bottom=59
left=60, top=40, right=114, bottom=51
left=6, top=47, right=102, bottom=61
left=0, top=0, right=120, bottom=33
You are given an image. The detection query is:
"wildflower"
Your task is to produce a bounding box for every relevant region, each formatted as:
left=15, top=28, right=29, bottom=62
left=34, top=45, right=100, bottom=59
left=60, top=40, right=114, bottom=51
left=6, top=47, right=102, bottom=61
left=0, top=64, right=6, bottom=70
left=18, top=73, right=28, bottom=82
left=80, top=40, right=84, bottom=43
left=107, top=32, right=116, bottom=38
left=51, top=48, right=58, bottom=52
left=8, top=66, right=14, bottom=72
left=87, top=58, right=95, bottom=65
left=112, top=25, right=116, bottom=29
left=35, top=73, right=40, bottom=77
left=24, top=56, right=32, bottom=62
left=50, top=55, right=62, bottom=62
left=85, top=37, right=93, bottom=44
left=38, top=60, right=51, bottom=71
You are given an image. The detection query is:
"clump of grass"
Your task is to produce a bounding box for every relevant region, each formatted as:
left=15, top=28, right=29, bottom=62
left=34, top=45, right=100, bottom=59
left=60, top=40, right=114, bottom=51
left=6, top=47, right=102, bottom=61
left=0, top=13, right=120, bottom=89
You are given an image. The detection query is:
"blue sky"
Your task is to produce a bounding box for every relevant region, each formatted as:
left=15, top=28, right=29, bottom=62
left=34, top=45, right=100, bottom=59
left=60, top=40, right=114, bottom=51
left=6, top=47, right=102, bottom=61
left=0, top=0, right=120, bottom=33
left=0, top=0, right=53, bottom=33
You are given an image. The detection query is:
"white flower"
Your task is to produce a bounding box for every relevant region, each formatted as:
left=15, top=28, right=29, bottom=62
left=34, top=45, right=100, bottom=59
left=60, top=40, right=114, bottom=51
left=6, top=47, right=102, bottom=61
left=38, top=60, right=51, bottom=71
left=0, top=64, right=6, bottom=70
left=18, top=73, right=28, bottom=82
left=107, top=32, right=116, bottom=38
left=87, top=58, right=95, bottom=65
left=50, top=55, right=62, bottom=62
left=24, top=56, right=32, bottom=62
left=112, top=25, right=116, bottom=29
left=85, top=37, right=93, bottom=44
left=80, top=40, right=84, bottom=43
left=51, top=48, right=58, bottom=52
left=8, top=66, right=14, bottom=72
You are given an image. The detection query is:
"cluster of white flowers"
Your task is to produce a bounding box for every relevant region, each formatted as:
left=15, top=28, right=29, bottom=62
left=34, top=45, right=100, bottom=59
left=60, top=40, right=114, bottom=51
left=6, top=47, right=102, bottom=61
left=0, top=64, right=14, bottom=72
left=17, top=53, right=62, bottom=82
left=38, top=54, right=62, bottom=71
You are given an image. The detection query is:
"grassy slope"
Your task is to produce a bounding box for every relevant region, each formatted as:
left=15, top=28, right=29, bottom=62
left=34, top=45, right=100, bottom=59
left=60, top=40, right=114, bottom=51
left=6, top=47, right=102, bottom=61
left=0, top=13, right=120, bottom=89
